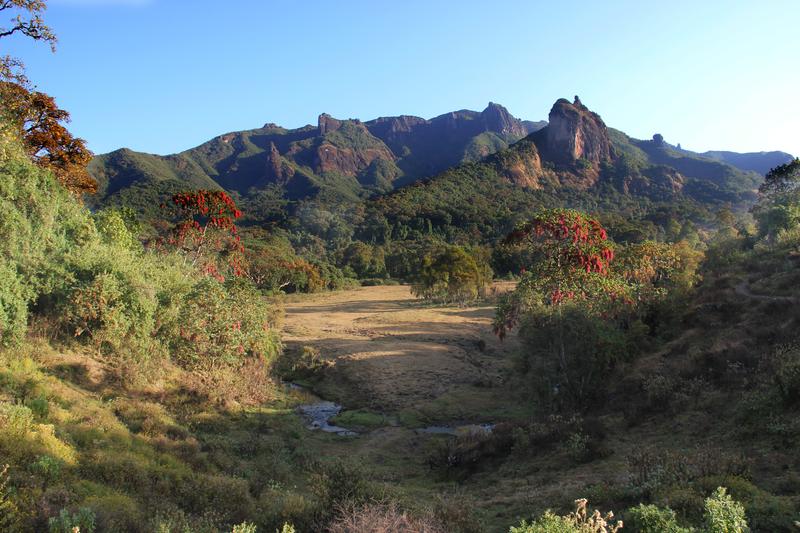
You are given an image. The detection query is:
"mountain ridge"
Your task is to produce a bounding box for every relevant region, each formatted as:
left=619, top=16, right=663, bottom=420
left=89, top=102, right=545, bottom=207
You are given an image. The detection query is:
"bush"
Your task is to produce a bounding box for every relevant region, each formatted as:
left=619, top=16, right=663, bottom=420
left=625, top=504, right=690, bottom=532
left=328, top=503, right=445, bottom=533
left=510, top=498, right=622, bottom=533
left=412, top=245, right=492, bottom=305
left=0, top=122, right=283, bottom=379
left=48, top=507, right=96, bottom=533
left=0, top=260, right=29, bottom=346
left=704, top=487, right=748, bottom=533
left=773, top=344, right=800, bottom=405
left=517, top=302, right=633, bottom=409
left=166, top=277, right=281, bottom=370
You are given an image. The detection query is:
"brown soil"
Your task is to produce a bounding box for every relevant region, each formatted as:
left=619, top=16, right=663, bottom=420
left=282, top=284, right=520, bottom=415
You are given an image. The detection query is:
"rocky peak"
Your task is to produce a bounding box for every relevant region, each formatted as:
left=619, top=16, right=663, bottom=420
left=265, top=141, right=293, bottom=184
left=544, top=97, right=615, bottom=166
left=481, top=102, right=528, bottom=137
left=318, top=113, right=342, bottom=135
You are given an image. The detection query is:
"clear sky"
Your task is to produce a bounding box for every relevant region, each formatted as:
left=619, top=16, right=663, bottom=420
left=5, top=0, right=799, bottom=157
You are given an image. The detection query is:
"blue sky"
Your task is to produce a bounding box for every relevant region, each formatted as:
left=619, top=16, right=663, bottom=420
left=5, top=0, right=800, bottom=157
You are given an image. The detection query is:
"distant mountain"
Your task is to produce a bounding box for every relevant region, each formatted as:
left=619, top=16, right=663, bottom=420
left=642, top=136, right=794, bottom=177
left=363, top=97, right=765, bottom=244
left=88, top=103, right=545, bottom=210
left=90, top=97, right=776, bottom=232
left=695, top=150, right=794, bottom=176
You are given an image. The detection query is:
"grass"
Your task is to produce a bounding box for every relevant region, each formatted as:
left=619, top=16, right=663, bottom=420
left=330, top=409, right=389, bottom=430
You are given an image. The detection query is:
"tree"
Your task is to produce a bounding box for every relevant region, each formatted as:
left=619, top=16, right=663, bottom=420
left=753, top=158, right=800, bottom=239
left=0, top=81, right=96, bottom=195
left=494, top=209, right=629, bottom=338
left=160, top=190, right=245, bottom=281
left=1, top=0, right=57, bottom=83
left=494, top=209, right=639, bottom=407
left=412, top=245, right=492, bottom=304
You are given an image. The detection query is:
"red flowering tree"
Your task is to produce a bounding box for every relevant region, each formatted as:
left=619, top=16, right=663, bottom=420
left=494, top=209, right=632, bottom=338
left=161, top=190, right=245, bottom=281
left=494, top=209, right=641, bottom=407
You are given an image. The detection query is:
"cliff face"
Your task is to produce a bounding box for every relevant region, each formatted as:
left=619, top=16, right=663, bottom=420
left=481, top=102, right=530, bottom=137
left=494, top=138, right=544, bottom=188
left=543, top=96, right=615, bottom=166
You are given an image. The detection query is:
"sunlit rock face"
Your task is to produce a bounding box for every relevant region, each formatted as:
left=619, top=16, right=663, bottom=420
left=544, top=96, right=615, bottom=166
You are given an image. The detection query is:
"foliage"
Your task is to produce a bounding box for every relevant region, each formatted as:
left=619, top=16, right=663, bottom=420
left=244, top=233, right=328, bottom=293
left=494, top=209, right=627, bottom=338
left=753, top=158, right=800, bottom=239
left=231, top=522, right=258, bottom=533
left=328, top=503, right=445, bottom=533
left=0, top=81, right=95, bottom=195
left=516, top=301, right=635, bottom=407
left=47, top=507, right=96, bottom=533
left=704, top=487, right=748, bottom=533
left=625, top=504, right=690, bottom=533
left=160, top=189, right=245, bottom=280
left=773, top=343, right=800, bottom=405
left=411, top=245, right=492, bottom=304
left=0, top=259, right=29, bottom=346
left=0, top=117, right=281, bottom=375
left=0, top=0, right=56, bottom=84
left=510, top=498, right=622, bottom=533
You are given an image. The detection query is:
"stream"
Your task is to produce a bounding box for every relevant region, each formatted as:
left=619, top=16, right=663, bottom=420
left=291, top=383, right=494, bottom=437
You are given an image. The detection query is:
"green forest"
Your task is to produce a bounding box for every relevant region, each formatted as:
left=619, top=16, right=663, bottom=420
left=1, top=2, right=800, bottom=532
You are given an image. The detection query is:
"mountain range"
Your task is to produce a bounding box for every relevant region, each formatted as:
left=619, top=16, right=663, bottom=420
left=88, top=102, right=545, bottom=205
left=88, top=98, right=794, bottom=220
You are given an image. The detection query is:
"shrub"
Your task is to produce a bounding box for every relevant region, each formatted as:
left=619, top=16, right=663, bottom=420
left=704, top=487, right=748, bottom=533
left=231, top=522, right=258, bottom=533
left=29, top=455, right=62, bottom=487
left=427, top=424, right=515, bottom=478
left=83, top=493, right=143, bottom=532
left=256, top=489, right=318, bottom=533
left=412, top=245, right=492, bottom=305
left=328, top=503, right=445, bottom=533
left=0, top=465, right=24, bottom=531
left=510, top=498, right=622, bottom=533
left=517, top=302, right=633, bottom=409
left=0, top=402, right=76, bottom=464
left=311, top=461, right=375, bottom=512
left=0, top=260, right=29, bottom=346
left=773, top=344, right=800, bottom=405
left=274, top=345, right=328, bottom=383
left=48, top=507, right=96, bottom=533
left=625, top=504, right=690, bottom=533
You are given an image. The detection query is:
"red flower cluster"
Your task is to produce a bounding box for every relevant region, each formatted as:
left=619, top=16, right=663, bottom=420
left=171, top=191, right=242, bottom=219
left=164, top=190, right=247, bottom=280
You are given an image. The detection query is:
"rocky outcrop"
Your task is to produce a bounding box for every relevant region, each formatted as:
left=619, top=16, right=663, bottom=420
left=644, top=165, right=685, bottom=193
left=493, top=138, right=544, bottom=188
left=314, top=143, right=394, bottom=176
left=312, top=118, right=396, bottom=178
left=318, top=113, right=342, bottom=135
left=542, top=96, right=615, bottom=166
left=265, top=142, right=294, bottom=184
left=481, top=102, right=530, bottom=137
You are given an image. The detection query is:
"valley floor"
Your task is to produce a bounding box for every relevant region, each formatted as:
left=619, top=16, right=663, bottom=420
left=282, top=283, right=519, bottom=414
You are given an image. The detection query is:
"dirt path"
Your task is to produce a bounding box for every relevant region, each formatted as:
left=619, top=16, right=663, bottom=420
left=282, top=284, right=519, bottom=414
left=734, top=280, right=798, bottom=303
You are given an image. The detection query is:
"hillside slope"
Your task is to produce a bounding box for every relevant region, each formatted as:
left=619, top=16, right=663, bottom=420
left=88, top=103, right=544, bottom=208
left=361, top=97, right=763, bottom=245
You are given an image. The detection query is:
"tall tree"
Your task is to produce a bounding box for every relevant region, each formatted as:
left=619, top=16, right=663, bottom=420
left=0, top=81, right=96, bottom=195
